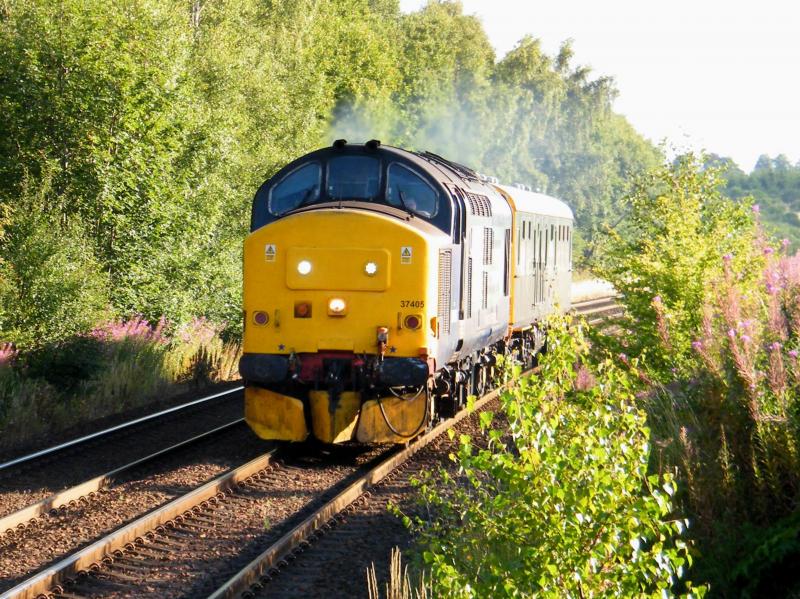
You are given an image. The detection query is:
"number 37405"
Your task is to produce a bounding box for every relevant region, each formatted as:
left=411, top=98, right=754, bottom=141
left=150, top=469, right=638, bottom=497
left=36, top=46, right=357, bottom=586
left=400, top=300, right=425, bottom=308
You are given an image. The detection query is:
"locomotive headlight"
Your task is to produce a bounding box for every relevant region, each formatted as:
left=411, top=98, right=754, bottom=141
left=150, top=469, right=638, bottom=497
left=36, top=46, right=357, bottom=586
left=297, top=260, right=312, bottom=275
left=364, top=261, right=378, bottom=276
left=328, top=297, right=347, bottom=316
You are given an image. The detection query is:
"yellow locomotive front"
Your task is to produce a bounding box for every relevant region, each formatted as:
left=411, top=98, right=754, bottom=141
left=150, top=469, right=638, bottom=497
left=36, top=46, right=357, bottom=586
left=241, top=141, right=453, bottom=444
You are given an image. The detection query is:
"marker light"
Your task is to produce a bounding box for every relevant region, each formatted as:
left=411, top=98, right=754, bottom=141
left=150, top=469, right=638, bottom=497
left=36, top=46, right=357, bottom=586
left=253, top=311, right=269, bottom=326
left=328, top=298, right=347, bottom=316
left=364, top=261, right=378, bottom=276
left=297, top=260, right=312, bottom=275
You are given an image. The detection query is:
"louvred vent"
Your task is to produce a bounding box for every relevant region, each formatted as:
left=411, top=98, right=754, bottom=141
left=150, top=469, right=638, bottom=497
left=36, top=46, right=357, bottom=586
left=438, top=249, right=452, bottom=335
left=465, top=192, right=492, bottom=217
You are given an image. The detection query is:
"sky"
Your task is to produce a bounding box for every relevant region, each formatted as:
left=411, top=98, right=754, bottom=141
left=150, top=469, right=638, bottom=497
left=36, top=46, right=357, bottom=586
left=399, top=0, right=800, bottom=172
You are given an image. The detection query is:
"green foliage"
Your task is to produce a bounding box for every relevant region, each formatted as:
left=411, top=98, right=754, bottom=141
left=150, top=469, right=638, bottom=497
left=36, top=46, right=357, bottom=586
left=0, top=177, right=110, bottom=347
left=593, top=154, right=761, bottom=376
left=401, top=317, right=702, bottom=598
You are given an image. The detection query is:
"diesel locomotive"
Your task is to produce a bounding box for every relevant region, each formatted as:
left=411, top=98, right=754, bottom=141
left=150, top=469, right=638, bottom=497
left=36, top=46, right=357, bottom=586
left=239, top=140, right=573, bottom=444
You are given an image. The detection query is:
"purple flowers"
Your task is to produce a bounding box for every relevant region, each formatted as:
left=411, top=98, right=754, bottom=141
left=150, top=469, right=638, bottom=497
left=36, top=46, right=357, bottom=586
left=764, top=247, right=774, bottom=256
left=691, top=341, right=703, bottom=352
left=0, top=342, right=18, bottom=366
left=752, top=204, right=760, bottom=214
left=770, top=342, right=782, bottom=352
left=91, top=315, right=168, bottom=344
left=789, top=350, right=799, bottom=360
left=722, top=253, right=733, bottom=263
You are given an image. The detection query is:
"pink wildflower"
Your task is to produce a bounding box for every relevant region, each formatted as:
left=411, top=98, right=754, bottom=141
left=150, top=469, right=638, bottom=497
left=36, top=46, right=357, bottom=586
left=752, top=204, right=760, bottom=213
left=770, top=342, right=782, bottom=352
left=764, top=247, right=774, bottom=255
left=782, top=238, right=791, bottom=248
left=652, top=295, right=662, bottom=304
left=0, top=342, right=18, bottom=366
left=741, top=335, right=752, bottom=344
left=789, top=350, right=799, bottom=359
left=728, top=329, right=736, bottom=339
left=691, top=340, right=703, bottom=352
left=722, top=253, right=733, bottom=263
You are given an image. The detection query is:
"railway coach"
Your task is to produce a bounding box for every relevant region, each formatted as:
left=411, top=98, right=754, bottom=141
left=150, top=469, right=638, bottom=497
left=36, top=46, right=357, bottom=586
left=239, top=140, right=573, bottom=444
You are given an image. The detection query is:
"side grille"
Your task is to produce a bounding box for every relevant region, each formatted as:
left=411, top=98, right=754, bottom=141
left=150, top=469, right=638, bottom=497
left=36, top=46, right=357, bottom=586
left=466, top=257, right=473, bottom=319
left=437, top=249, right=452, bottom=335
left=482, top=271, right=488, bottom=310
left=483, top=227, right=493, bottom=265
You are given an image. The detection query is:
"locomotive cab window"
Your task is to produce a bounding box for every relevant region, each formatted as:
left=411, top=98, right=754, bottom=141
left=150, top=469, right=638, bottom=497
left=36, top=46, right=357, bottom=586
left=269, top=162, right=321, bottom=216
left=386, top=163, right=439, bottom=218
left=327, top=155, right=380, bottom=200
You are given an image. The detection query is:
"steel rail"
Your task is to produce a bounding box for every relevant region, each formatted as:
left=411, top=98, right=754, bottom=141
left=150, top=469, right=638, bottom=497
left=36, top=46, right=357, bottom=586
left=0, top=448, right=277, bottom=599
left=0, top=418, right=245, bottom=536
left=208, top=381, right=512, bottom=599
left=0, top=385, right=244, bottom=473
left=571, top=295, right=620, bottom=312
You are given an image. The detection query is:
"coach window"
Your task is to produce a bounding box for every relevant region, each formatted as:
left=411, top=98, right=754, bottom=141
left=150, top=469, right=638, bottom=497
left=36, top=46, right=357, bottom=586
left=269, top=162, right=321, bottom=216
left=386, top=163, right=439, bottom=218
left=327, top=155, right=381, bottom=201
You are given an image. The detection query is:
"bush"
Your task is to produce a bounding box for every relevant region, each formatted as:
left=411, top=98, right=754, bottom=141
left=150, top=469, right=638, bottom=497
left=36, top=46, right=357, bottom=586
left=0, top=314, right=241, bottom=449
left=593, top=154, right=760, bottom=378
left=400, top=317, right=702, bottom=598
left=0, top=179, right=110, bottom=347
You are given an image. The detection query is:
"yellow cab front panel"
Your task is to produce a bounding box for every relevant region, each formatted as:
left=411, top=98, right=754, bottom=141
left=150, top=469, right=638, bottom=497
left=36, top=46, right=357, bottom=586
left=242, top=208, right=437, bottom=443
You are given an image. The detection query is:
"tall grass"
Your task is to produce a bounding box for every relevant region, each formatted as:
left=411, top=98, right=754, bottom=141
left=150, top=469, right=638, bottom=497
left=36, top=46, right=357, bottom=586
left=366, top=548, right=430, bottom=599
left=0, top=316, right=241, bottom=451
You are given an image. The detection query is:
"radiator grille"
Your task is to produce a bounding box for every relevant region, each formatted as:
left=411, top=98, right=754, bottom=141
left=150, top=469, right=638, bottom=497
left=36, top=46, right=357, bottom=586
left=437, top=250, right=452, bottom=335
left=483, top=227, right=494, bottom=265
left=466, top=257, right=473, bottom=319
left=482, top=271, right=489, bottom=310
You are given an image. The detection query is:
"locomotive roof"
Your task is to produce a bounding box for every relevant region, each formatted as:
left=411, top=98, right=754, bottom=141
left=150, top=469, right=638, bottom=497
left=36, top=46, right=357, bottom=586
left=497, top=184, right=574, bottom=221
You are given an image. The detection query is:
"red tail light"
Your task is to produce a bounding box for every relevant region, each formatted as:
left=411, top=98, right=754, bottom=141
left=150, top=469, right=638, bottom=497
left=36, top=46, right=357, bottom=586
left=294, top=301, right=312, bottom=318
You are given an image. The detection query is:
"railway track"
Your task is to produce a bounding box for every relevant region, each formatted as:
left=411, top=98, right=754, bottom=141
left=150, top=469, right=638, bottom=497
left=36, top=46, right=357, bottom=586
left=0, top=385, right=244, bottom=475
left=0, top=385, right=246, bottom=521
left=0, top=373, right=511, bottom=599
left=571, top=294, right=623, bottom=326
left=2, top=441, right=394, bottom=599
